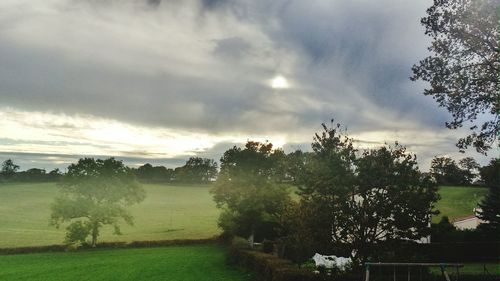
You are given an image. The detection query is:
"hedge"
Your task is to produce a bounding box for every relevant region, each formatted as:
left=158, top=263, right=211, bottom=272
left=227, top=247, right=366, bottom=281
left=0, top=238, right=217, bottom=255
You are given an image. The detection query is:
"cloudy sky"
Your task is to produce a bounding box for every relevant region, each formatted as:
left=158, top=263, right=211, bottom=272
left=0, top=0, right=496, bottom=171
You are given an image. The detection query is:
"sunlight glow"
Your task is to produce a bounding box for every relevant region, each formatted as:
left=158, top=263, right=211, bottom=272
left=271, top=75, right=290, bottom=89
left=0, top=107, right=290, bottom=160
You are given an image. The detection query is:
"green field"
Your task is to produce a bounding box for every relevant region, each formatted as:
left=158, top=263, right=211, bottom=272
left=433, top=186, right=488, bottom=223
left=0, top=182, right=220, bottom=248
left=0, top=245, right=251, bottom=281
left=0, top=183, right=489, bottom=248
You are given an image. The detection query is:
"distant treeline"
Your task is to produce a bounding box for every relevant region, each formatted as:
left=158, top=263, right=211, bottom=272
left=1, top=155, right=497, bottom=187
left=133, top=157, right=217, bottom=184
left=0, top=157, right=218, bottom=184
left=429, top=156, right=498, bottom=187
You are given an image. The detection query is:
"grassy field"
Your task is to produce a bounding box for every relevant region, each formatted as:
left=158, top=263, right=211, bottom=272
left=0, top=245, right=251, bottom=281
left=0, top=183, right=489, bottom=248
left=0, top=182, right=220, bottom=248
left=433, top=186, right=488, bottom=223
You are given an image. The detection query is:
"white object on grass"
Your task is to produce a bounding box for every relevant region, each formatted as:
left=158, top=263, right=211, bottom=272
left=312, top=253, right=351, bottom=271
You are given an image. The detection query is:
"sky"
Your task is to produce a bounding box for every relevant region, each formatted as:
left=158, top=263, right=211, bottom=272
left=0, top=0, right=497, bottom=171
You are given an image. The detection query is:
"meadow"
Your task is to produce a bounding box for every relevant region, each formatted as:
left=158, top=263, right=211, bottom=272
left=0, top=182, right=220, bottom=248
left=0, top=182, right=488, bottom=248
left=0, top=245, right=252, bottom=281
left=432, top=186, right=488, bottom=223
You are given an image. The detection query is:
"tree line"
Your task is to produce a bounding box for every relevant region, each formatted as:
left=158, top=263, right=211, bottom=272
left=2, top=154, right=496, bottom=187
left=429, top=156, right=498, bottom=186
left=0, top=156, right=218, bottom=184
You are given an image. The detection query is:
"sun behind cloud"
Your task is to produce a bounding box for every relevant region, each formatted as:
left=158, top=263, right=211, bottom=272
left=270, top=75, right=290, bottom=89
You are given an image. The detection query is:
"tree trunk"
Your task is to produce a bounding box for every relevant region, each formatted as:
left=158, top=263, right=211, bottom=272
left=91, top=224, right=99, bottom=247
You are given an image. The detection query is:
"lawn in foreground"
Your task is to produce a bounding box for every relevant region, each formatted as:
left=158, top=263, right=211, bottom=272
left=433, top=186, right=488, bottom=223
left=0, top=183, right=220, bottom=248
left=0, top=245, right=251, bottom=281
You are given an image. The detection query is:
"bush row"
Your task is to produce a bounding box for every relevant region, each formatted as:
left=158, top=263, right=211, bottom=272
left=227, top=247, right=366, bottom=281
left=227, top=247, right=319, bottom=281
left=0, top=238, right=217, bottom=255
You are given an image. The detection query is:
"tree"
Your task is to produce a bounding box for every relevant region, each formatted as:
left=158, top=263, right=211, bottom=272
left=411, top=0, right=499, bottom=153
left=295, top=122, right=439, bottom=265
left=210, top=141, right=291, bottom=242
left=477, top=159, right=499, bottom=235
left=20, top=168, right=47, bottom=182
left=282, top=150, right=312, bottom=184
left=430, top=156, right=466, bottom=185
left=479, top=158, right=499, bottom=187
left=1, top=159, right=19, bottom=181
left=175, top=157, right=218, bottom=183
left=50, top=158, right=146, bottom=246
left=48, top=168, right=63, bottom=181
left=458, top=157, right=480, bottom=184
left=135, top=163, right=174, bottom=183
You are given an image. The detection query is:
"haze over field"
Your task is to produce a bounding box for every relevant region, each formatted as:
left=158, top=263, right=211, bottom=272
left=0, top=0, right=496, bottom=170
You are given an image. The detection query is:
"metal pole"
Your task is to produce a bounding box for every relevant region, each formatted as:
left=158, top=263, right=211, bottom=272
left=365, top=264, right=370, bottom=281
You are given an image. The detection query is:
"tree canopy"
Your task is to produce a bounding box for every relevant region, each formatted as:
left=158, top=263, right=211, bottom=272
left=477, top=159, right=499, bottom=235
left=210, top=141, right=290, bottom=241
left=1, top=159, right=19, bottom=181
left=411, top=0, right=499, bottom=153
left=175, top=157, right=218, bottom=183
left=291, top=123, right=439, bottom=265
left=135, top=163, right=174, bottom=183
left=50, top=158, right=146, bottom=246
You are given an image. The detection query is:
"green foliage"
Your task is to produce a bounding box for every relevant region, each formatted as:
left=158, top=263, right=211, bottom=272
left=1, top=159, right=19, bottom=181
left=211, top=141, right=291, bottom=240
left=294, top=122, right=439, bottom=265
left=231, top=236, right=251, bottom=250
left=458, top=157, right=480, bottom=184
left=479, top=158, right=499, bottom=187
left=430, top=156, right=468, bottom=185
left=50, top=158, right=146, bottom=246
left=135, top=163, right=174, bottom=183
left=64, top=221, right=90, bottom=244
left=477, top=159, right=499, bottom=233
left=175, top=157, right=218, bottom=183
left=227, top=248, right=322, bottom=281
left=411, top=0, right=499, bottom=153
left=477, top=182, right=500, bottom=235
left=0, top=245, right=251, bottom=281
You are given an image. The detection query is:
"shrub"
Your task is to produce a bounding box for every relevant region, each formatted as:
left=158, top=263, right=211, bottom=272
left=228, top=247, right=332, bottom=281
left=231, top=236, right=252, bottom=250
